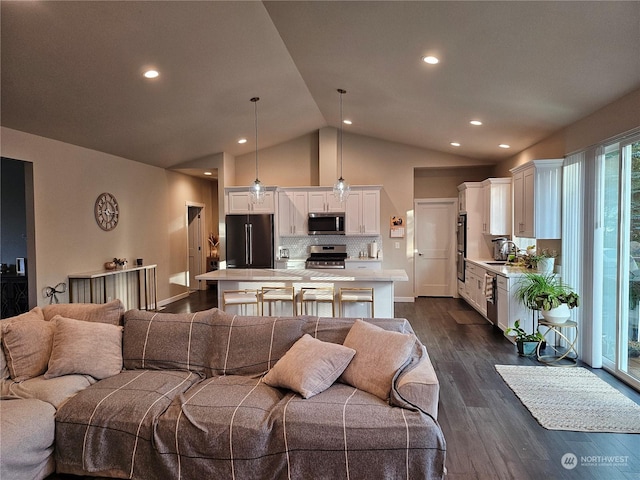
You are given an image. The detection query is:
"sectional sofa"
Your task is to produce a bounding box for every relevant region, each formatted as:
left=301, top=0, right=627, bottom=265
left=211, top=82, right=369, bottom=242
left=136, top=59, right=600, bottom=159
left=0, top=300, right=445, bottom=480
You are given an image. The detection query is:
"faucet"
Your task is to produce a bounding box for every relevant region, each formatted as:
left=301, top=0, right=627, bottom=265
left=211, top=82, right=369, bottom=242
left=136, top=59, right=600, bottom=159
left=500, top=241, right=518, bottom=260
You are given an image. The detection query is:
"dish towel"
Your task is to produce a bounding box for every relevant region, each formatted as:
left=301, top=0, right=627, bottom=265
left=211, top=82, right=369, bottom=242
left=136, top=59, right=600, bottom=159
left=484, top=273, right=494, bottom=301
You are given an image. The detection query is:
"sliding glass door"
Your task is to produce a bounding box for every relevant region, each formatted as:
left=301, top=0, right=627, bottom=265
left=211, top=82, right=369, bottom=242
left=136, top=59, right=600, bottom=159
left=599, top=135, right=640, bottom=387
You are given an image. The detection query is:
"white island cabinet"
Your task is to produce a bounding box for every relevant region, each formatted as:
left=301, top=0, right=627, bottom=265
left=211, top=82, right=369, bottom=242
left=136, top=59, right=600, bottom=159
left=195, top=268, right=408, bottom=318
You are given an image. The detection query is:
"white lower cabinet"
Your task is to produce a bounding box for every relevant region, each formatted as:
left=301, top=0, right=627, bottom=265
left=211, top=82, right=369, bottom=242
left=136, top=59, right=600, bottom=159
left=345, top=260, right=382, bottom=270
left=462, top=263, right=488, bottom=317
left=497, top=275, right=509, bottom=331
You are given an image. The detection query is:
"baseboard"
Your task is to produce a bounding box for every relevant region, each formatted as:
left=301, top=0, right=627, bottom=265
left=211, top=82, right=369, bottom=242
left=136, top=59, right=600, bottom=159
left=394, top=296, right=415, bottom=303
left=157, top=291, right=190, bottom=309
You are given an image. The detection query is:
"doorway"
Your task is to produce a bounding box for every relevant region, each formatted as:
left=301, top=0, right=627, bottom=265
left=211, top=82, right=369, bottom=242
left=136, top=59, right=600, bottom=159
left=187, top=203, right=205, bottom=292
left=414, top=198, right=457, bottom=297
left=1, top=157, right=36, bottom=318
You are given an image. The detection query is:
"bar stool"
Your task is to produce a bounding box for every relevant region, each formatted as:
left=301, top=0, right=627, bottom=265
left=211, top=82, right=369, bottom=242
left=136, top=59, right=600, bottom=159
left=339, top=287, right=374, bottom=317
left=222, top=289, right=260, bottom=315
left=261, top=286, right=295, bottom=316
left=299, top=286, right=335, bottom=317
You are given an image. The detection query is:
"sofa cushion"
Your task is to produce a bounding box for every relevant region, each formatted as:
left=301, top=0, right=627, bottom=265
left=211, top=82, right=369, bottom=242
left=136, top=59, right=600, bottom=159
left=341, top=319, right=416, bottom=401
left=1, top=308, right=54, bottom=382
left=0, top=398, right=56, bottom=480
left=123, top=308, right=218, bottom=376
left=44, top=315, right=123, bottom=380
left=55, top=369, right=202, bottom=478
left=1, top=374, right=96, bottom=409
left=263, top=334, right=355, bottom=398
left=0, top=308, right=46, bottom=380
left=207, top=313, right=308, bottom=376
left=42, top=299, right=125, bottom=326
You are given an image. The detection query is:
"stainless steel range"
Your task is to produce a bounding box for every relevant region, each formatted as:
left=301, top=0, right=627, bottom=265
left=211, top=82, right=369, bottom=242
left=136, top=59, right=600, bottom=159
left=306, top=245, right=347, bottom=269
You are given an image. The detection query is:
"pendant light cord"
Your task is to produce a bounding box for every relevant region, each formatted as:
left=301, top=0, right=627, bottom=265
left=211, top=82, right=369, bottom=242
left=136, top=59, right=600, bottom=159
left=251, top=97, right=260, bottom=181
left=338, top=89, right=346, bottom=179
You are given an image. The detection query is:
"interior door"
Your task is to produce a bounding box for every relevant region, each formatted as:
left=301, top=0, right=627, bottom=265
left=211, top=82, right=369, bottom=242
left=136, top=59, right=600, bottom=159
left=415, top=199, right=456, bottom=297
left=187, top=206, right=203, bottom=291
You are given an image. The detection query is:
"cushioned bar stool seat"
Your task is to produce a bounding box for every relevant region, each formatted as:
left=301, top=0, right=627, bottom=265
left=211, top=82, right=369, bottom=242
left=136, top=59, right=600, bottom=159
left=299, top=286, right=335, bottom=317
left=222, top=289, right=260, bottom=315
left=261, top=286, right=295, bottom=316
left=339, top=287, right=374, bottom=317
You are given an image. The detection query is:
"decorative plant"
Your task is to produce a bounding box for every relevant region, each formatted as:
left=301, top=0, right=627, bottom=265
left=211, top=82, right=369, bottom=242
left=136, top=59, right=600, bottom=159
left=505, top=320, right=544, bottom=342
left=523, top=248, right=558, bottom=269
left=514, top=272, right=580, bottom=311
left=113, top=257, right=128, bottom=267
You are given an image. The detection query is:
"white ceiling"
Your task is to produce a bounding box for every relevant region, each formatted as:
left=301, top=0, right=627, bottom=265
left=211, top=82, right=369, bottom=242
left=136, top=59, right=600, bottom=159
left=2, top=1, right=639, bottom=170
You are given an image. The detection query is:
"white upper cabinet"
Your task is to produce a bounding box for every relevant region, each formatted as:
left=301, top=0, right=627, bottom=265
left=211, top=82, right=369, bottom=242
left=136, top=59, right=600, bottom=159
left=510, top=159, right=563, bottom=239
left=345, top=188, right=380, bottom=235
left=308, top=191, right=344, bottom=213
left=481, top=178, right=511, bottom=235
left=226, top=190, right=275, bottom=214
left=277, top=190, right=308, bottom=236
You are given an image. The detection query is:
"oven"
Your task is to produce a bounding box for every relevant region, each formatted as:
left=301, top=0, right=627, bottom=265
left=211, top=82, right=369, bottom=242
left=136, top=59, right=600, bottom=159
left=306, top=245, right=347, bottom=269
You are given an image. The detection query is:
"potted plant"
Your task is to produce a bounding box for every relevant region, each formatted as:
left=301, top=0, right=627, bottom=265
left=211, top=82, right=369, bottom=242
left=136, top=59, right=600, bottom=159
left=514, top=272, right=579, bottom=323
left=505, top=320, right=544, bottom=356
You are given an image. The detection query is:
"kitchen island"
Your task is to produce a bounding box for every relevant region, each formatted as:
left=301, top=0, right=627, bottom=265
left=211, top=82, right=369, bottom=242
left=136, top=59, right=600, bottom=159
left=195, top=268, right=408, bottom=318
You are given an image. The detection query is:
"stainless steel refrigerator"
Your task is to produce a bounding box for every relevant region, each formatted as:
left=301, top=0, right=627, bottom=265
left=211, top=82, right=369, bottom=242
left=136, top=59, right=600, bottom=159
left=225, top=214, right=274, bottom=268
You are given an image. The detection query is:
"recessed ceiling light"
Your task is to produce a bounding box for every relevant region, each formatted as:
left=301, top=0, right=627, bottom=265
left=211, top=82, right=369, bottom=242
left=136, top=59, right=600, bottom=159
left=422, top=56, right=439, bottom=65
left=143, top=69, right=159, bottom=79
left=238, top=138, right=247, bottom=144
left=343, top=119, right=352, bottom=125
left=450, top=142, right=461, bottom=147
left=470, top=120, right=482, bottom=126
left=499, top=144, right=511, bottom=149
left=204, top=171, right=212, bottom=176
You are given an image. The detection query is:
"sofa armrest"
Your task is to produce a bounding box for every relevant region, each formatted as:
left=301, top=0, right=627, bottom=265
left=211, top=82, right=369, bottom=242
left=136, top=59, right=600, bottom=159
left=395, top=345, right=439, bottom=419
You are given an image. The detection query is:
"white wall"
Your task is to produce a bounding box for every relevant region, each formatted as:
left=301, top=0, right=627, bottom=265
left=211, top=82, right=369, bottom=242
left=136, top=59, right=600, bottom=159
left=1, top=127, right=216, bottom=307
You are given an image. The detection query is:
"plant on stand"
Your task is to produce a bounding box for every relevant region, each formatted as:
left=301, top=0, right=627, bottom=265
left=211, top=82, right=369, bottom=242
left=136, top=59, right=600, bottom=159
left=505, top=320, right=544, bottom=356
left=514, top=272, right=580, bottom=323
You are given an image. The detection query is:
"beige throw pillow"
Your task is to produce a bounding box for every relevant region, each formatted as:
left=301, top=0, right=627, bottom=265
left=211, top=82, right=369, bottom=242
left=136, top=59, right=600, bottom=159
left=263, top=334, right=356, bottom=399
left=1, top=307, right=53, bottom=381
left=340, top=319, right=416, bottom=401
left=45, top=315, right=123, bottom=380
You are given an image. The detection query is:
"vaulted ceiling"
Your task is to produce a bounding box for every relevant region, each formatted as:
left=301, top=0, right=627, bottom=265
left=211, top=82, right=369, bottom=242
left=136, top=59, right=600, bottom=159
left=2, top=1, right=639, bottom=169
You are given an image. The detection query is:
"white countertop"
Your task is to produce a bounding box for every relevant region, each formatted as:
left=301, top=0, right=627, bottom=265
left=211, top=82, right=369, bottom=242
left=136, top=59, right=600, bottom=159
left=196, top=268, right=408, bottom=282
left=466, top=259, right=531, bottom=277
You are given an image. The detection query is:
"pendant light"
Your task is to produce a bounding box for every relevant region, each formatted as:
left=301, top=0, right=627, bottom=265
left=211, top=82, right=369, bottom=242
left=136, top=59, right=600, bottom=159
left=249, top=96, right=265, bottom=204
left=333, top=88, right=350, bottom=204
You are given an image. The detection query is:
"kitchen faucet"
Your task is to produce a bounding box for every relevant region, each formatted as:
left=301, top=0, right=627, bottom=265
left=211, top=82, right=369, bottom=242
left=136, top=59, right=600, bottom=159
left=500, top=241, right=518, bottom=259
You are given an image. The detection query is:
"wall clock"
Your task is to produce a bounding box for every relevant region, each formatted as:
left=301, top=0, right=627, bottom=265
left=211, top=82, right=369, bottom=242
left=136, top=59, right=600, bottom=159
left=94, top=192, right=119, bottom=231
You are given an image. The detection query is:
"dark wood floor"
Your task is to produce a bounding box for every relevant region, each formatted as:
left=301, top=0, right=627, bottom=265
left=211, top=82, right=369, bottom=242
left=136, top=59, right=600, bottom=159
left=51, top=291, right=640, bottom=480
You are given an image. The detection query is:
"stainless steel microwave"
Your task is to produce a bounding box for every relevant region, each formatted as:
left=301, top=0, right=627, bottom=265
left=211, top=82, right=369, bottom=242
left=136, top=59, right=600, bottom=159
left=308, top=213, right=345, bottom=235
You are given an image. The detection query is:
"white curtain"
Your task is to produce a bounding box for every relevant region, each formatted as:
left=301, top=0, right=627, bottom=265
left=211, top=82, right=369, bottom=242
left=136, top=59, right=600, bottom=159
left=562, top=151, right=586, bottom=362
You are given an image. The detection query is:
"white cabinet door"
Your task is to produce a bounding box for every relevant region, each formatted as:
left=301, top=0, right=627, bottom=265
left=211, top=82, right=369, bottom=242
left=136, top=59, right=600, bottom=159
left=308, top=191, right=345, bottom=213
left=361, top=189, right=380, bottom=234
left=345, top=189, right=380, bottom=235
left=278, top=191, right=307, bottom=236
left=522, top=166, right=535, bottom=237
left=345, top=191, right=362, bottom=235
left=482, top=178, right=511, bottom=235
left=497, top=275, right=509, bottom=331
left=511, top=160, right=562, bottom=239
left=227, top=191, right=275, bottom=214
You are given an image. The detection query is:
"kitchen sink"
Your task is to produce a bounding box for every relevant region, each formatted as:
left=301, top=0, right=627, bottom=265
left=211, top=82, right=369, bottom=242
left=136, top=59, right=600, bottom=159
left=483, top=261, right=508, bottom=265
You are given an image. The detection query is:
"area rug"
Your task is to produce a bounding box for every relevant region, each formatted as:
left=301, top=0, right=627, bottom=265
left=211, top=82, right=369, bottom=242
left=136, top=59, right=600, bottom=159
left=495, top=365, right=640, bottom=433
left=449, top=310, right=488, bottom=325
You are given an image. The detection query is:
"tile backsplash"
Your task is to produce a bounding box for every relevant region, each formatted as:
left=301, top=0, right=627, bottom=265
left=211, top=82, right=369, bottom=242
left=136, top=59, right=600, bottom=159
left=278, top=235, right=383, bottom=260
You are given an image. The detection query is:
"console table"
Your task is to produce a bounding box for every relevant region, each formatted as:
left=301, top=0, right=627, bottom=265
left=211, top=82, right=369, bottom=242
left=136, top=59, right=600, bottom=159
left=68, top=264, right=157, bottom=311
